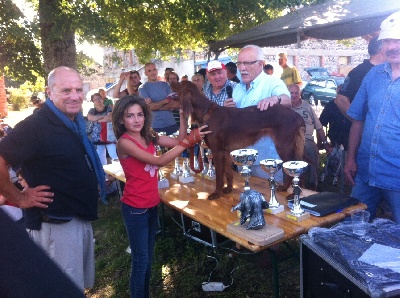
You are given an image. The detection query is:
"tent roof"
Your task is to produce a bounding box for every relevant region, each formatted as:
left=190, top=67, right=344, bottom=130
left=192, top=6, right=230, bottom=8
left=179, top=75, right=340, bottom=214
left=209, top=0, right=400, bottom=53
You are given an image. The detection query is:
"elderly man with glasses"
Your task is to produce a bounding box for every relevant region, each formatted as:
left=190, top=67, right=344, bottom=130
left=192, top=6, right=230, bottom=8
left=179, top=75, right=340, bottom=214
left=225, top=44, right=291, bottom=182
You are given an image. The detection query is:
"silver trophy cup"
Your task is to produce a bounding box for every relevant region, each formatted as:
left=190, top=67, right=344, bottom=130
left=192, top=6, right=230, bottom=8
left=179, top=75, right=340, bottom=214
left=170, top=157, right=181, bottom=180
left=156, top=144, right=169, bottom=188
left=179, top=157, right=194, bottom=183
left=260, top=159, right=284, bottom=214
left=230, top=149, right=258, bottom=192
left=283, top=161, right=310, bottom=221
left=201, top=140, right=216, bottom=180
left=199, top=143, right=208, bottom=176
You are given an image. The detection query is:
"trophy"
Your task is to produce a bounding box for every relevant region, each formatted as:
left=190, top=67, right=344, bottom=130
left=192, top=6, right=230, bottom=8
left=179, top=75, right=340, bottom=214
left=201, top=141, right=215, bottom=180
left=283, top=161, right=310, bottom=222
left=260, top=159, right=285, bottom=214
left=230, top=149, right=258, bottom=192
left=170, top=157, right=181, bottom=180
left=179, top=157, right=194, bottom=183
left=156, top=144, right=169, bottom=189
left=199, top=143, right=208, bottom=177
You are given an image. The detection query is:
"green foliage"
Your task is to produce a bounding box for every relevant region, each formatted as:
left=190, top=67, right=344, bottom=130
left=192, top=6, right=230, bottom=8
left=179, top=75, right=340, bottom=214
left=77, top=51, right=102, bottom=77
left=19, top=73, right=45, bottom=95
left=2, top=0, right=321, bottom=79
left=7, top=88, right=31, bottom=111
left=337, top=38, right=357, bottom=47
left=0, top=0, right=43, bottom=82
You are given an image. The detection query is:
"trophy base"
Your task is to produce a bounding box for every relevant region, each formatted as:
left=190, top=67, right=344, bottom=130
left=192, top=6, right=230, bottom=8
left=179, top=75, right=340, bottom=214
left=179, top=175, right=194, bottom=183
left=170, top=173, right=180, bottom=180
left=227, top=221, right=284, bottom=246
left=286, top=211, right=310, bottom=222
left=158, top=179, right=169, bottom=189
left=203, top=175, right=216, bottom=180
left=265, top=205, right=285, bottom=214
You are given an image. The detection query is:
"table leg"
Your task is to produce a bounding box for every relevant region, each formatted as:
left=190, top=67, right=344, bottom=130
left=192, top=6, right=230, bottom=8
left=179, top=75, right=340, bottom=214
left=160, top=203, right=165, bottom=238
left=267, top=248, right=280, bottom=298
left=115, top=180, right=123, bottom=199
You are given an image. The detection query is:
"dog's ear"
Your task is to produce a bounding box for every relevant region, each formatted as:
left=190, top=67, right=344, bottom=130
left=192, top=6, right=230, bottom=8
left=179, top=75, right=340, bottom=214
left=181, top=93, right=193, bottom=118
left=170, top=81, right=179, bottom=93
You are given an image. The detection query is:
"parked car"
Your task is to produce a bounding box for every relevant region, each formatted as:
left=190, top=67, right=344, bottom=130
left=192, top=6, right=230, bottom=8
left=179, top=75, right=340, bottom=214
left=301, top=77, right=345, bottom=105
left=304, top=67, right=330, bottom=79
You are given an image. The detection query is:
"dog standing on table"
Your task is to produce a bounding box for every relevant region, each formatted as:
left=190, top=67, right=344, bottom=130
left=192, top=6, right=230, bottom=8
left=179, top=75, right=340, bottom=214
left=172, top=81, right=306, bottom=200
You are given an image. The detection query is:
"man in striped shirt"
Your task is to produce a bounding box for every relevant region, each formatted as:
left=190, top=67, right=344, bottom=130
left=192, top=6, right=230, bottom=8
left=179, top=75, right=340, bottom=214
left=204, top=61, right=237, bottom=106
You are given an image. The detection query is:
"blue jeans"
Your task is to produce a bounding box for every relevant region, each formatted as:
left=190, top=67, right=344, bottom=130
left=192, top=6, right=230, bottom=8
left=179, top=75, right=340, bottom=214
left=352, top=175, right=400, bottom=223
left=121, top=203, right=158, bottom=298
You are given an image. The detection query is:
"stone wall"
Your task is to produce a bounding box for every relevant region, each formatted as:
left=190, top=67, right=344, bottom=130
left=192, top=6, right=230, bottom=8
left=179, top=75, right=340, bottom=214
left=263, top=37, right=370, bottom=80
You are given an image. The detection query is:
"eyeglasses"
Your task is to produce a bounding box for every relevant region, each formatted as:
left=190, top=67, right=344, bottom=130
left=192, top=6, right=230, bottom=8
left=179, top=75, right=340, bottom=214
left=236, top=61, right=260, bottom=67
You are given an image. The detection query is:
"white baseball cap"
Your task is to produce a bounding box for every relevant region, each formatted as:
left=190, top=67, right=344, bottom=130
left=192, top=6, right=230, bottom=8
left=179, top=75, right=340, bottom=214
left=206, top=61, right=226, bottom=73
left=378, top=11, right=400, bottom=40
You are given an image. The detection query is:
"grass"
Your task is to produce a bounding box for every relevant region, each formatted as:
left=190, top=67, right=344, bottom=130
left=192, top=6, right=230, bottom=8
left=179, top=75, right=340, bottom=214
left=86, top=152, right=350, bottom=298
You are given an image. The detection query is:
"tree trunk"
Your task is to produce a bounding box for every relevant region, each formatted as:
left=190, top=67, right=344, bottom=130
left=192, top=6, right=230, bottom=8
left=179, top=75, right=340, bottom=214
left=0, top=76, right=8, bottom=118
left=39, top=0, right=77, bottom=76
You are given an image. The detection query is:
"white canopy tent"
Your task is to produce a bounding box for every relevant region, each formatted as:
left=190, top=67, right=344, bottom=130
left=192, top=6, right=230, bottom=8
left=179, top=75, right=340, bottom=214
left=209, top=0, right=400, bottom=54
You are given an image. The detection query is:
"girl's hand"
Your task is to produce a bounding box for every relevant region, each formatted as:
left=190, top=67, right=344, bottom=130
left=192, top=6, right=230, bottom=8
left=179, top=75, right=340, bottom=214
left=198, top=125, right=212, bottom=139
left=179, top=125, right=212, bottom=148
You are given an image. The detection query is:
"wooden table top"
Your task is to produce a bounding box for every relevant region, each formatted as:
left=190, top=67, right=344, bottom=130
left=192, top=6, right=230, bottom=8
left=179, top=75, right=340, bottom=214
left=104, top=161, right=366, bottom=252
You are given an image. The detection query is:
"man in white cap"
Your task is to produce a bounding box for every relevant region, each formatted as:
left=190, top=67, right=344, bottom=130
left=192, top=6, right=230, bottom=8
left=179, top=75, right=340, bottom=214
left=278, top=53, right=302, bottom=87
left=204, top=60, right=237, bottom=106
left=345, top=11, right=400, bottom=223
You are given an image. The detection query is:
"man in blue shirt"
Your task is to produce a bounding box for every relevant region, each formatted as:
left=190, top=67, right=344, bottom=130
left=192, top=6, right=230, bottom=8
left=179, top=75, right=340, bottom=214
left=139, top=63, right=180, bottom=135
left=345, top=11, right=400, bottom=223
left=226, top=45, right=291, bottom=181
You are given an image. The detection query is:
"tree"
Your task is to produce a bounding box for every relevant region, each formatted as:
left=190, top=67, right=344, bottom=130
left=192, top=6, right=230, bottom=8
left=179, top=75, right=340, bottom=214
left=3, top=0, right=322, bottom=80
left=0, top=0, right=43, bottom=82
left=101, top=0, right=322, bottom=62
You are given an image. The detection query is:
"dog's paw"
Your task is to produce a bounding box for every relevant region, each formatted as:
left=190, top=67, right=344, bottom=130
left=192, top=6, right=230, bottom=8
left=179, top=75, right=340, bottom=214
left=207, top=192, right=221, bottom=200
left=222, top=186, right=232, bottom=194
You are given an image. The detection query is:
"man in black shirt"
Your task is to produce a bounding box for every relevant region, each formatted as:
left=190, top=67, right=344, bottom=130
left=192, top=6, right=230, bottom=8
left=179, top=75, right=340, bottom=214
left=334, top=36, right=385, bottom=116
left=0, top=66, right=105, bottom=292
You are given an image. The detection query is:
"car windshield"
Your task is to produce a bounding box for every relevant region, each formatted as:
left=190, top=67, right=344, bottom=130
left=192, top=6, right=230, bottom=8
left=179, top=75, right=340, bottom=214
left=305, top=68, right=329, bottom=78
left=309, top=80, right=326, bottom=87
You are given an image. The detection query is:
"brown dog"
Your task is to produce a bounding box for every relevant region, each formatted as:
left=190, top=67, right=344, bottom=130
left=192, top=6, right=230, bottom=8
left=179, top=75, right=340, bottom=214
left=172, top=81, right=306, bottom=200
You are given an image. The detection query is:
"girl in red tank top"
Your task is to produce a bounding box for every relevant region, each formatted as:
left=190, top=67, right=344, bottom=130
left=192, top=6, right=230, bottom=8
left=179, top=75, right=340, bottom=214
left=112, top=95, right=210, bottom=297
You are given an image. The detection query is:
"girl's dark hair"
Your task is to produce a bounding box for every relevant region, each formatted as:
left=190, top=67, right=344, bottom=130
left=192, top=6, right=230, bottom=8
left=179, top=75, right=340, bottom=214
left=112, top=95, right=158, bottom=145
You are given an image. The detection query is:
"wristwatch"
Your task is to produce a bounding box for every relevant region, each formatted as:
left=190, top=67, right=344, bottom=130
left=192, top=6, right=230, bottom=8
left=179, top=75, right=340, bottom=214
left=277, top=96, right=282, bottom=104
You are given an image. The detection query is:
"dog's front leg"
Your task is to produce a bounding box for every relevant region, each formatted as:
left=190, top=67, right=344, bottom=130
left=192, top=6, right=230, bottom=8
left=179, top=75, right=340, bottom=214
left=222, top=151, right=233, bottom=195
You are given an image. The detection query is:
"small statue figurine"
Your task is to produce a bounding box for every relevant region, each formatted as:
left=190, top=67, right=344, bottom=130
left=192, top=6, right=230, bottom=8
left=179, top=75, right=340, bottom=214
left=231, top=190, right=269, bottom=230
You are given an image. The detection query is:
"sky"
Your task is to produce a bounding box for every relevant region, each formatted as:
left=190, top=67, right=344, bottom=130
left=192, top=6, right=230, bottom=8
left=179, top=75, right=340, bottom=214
left=11, top=0, right=104, bottom=64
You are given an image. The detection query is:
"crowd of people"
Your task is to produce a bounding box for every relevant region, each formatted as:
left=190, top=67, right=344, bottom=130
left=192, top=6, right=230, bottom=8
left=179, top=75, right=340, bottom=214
left=0, top=11, right=399, bottom=298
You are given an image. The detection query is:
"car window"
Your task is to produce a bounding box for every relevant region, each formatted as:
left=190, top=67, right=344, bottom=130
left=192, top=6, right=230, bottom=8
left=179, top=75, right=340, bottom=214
left=326, top=80, right=336, bottom=89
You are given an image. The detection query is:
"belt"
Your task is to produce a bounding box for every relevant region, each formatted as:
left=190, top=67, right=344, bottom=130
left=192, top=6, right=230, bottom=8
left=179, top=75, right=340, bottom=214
left=41, top=214, right=74, bottom=224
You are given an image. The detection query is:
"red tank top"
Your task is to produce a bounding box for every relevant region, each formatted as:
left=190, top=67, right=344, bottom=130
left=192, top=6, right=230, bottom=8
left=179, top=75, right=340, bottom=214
left=120, top=133, right=160, bottom=208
